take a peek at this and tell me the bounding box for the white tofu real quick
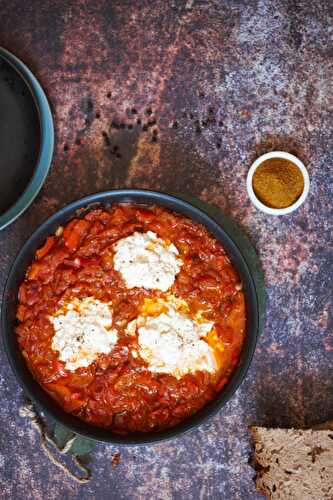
[113,231,182,291]
[50,297,118,371]
[127,296,217,379]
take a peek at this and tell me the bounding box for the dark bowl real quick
[1,189,259,445]
[0,47,54,230]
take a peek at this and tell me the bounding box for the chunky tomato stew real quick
[16,204,246,433]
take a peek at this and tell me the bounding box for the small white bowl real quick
[246,151,310,216]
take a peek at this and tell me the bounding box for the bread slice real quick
[251,425,333,499]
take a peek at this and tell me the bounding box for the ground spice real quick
[252,158,304,209]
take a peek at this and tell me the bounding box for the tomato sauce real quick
[16,204,246,433]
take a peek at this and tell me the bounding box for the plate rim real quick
[0,46,54,230]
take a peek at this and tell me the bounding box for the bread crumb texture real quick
[251,426,333,499]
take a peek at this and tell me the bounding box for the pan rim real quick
[1,189,260,445]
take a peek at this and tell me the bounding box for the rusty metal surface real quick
[0,0,332,498]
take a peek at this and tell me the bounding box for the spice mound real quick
[252,158,304,209]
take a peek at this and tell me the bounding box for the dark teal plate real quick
[0,47,54,230]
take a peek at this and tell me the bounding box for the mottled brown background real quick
[0,0,332,498]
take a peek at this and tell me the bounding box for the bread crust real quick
[250,424,333,499]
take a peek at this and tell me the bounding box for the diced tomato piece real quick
[97,210,112,225]
[64,256,102,268]
[28,248,68,282]
[69,374,94,389]
[88,221,104,236]
[16,305,26,321]
[69,392,85,405]
[85,209,112,225]
[80,257,101,267]
[215,376,228,392]
[214,256,229,269]
[101,253,114,271]
[24,281,41,306]
[198,275,218,290]
[111,206,128,224]
[18,283,27,303]
[151,408,170,424]
[28,262,41,280]
[135,208,155,223]
[84,209,104,221]
[62,219,77,239]
[147,221,163,233]
[63,219,90,252]
[36,236,55,259]
[46,382,72,399]
[172,403,190,417]
[63,257,82,268]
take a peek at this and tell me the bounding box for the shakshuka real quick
[16,204,246,433]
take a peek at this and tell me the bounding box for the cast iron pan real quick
[2,189,260,445]
[0,47,54,230]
